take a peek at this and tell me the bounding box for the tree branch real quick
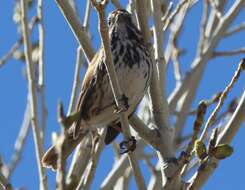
[55,0,95,61]
[20,0,48,189]
[188,84,245,189]
[200,58,245,141]
[212,48,245,57]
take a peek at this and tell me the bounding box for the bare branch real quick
[223,22,245,37]
[101,155,128,190]
[161,2,173,27]
[81,130,105,190]
[208,0,222,19]
[179,101,207,176]
[56,102,67,190]
[37,0,48,145]
[205,0,227,40]
[197,0,209,54]
[0,16,39,68]
[55,0,95,61]
[212,48,245,57]
[37,0,45,87]
[0,39,22,68]
[162,0,189,31]
[83,0,92,30]
[129,115,156,146]
[152,0,169,113]
[20,0,48,188]
[56,133,66,190]
[100,142,146,190]
[5,103,31,179]
[66,135,92,189]
[68,47,84,114]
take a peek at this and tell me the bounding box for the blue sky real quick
[0,0,244,189]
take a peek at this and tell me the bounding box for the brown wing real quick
[72,49,103,138]
[72,49,106,138]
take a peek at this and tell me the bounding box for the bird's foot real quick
[114,94,129,114]
[119,136,136,154]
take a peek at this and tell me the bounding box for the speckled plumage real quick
[42,9,152,170]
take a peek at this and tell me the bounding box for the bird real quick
[42,9,152,170]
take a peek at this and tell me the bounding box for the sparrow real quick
[42,9,152,170]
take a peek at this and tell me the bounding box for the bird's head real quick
[108,9,134,28]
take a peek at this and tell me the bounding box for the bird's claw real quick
[114,94,129,114]
[119,136,136,154]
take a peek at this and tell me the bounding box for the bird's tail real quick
[42,130,86,170]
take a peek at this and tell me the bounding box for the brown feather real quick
[73,50,103,138]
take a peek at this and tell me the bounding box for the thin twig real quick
[5,103,31,179]
[211,98,238,127]
[208,0,222,19]
[0,16,39,68]
[186,92,222,115]
[100,142,146,190]
[66,135,92,189]
[56,133,66,190]
[56,102,67,190]
[212,48,245,57]
[121,167,132,190]
[66,47,86,190]
[37,0,48,145]
[68,47,84,114]
[20,0,47,189]
[129,115,155,146]
[180,101,207,175]
[161,2,173,27]
[198,0,209,54]
[147,161,162,190]
[83,0,92,30]
[81,130,105,190]
[100,155,129,190]
[55,0,95,61]
[223,22,245,37]
[200,58,245,141]
[152,0,169,110]
[170,1,190,84]
[37,0,45,87]
[162,0,188,31]
[205,0,226,38]
[0,39,22,68]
